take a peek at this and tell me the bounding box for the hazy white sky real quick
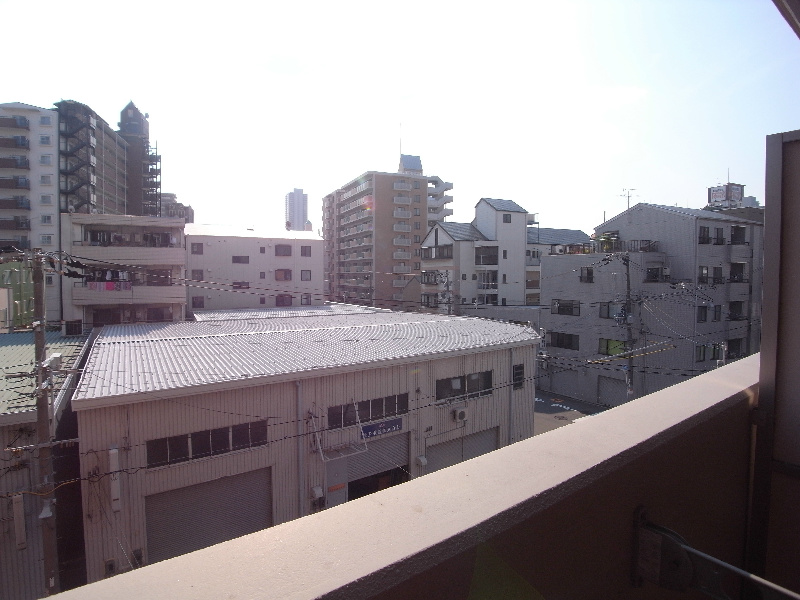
[11,0,800,234]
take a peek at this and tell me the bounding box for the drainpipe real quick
[508,348,515,446]
[296,380,305,518]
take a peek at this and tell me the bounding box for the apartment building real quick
[538,203,763,406]
[60,213,186,331]
[322,155,453,308]
[117,102,161,217]
[71,306,539,582]
[185,224,324,311]
[285,188,308,231]
[160,192,194,222]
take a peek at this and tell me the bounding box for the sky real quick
[10,0,800,235]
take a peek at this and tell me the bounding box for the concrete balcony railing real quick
[393,209,411,219]
[393,237,411,246]
[57,356,762,600]
[393,223,411,232]
[393,251,411,260]
[393,196,411,205]
[392,265,411,274]
[70,244,185,266]
[71,283,187,305]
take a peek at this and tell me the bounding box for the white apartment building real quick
[71,306,539,582]
[185,224,324,312]
[539,203,764,406]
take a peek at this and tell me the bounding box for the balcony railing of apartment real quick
[421,245,453,260]
[0,176,30,189]
[420,271,440,285]
[0,156,30,169]
[0,238,30,249]
[525,257,541,266]
[393,196,411,205]
[393,251,411,260]
[714,236,726,245]
[477,282,498,290]
[0,116,30,129]
[0,196,30,210]
[393,223,411,233]
[0,217,30,230]
[393,237,412,246]
[393,209,411,219]
[596,239,659,253]
[0,136,30,149]
[57,357,764,600]
[729,275,749,283]
[393,265,411,274]
[698,235,712,244]
[393,182,412,191]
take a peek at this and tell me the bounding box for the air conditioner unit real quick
[554,245,565,254]
[452,407,468,422]
[662,268,671,277]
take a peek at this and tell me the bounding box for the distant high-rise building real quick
[118,101,161,217]
[285,188,308,231]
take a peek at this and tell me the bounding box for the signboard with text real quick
[361,418,403,439]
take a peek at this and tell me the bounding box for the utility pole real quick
[33,250,60,595]
[623,252,635,401]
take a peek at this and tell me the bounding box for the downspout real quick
[507,348,515,446]
[296,380,305,518]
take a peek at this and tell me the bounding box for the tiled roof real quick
[74,312,539,404]
[479,198,528,213]
[528,228,591,245]
[0,331,89,418]
[439,222,487,242]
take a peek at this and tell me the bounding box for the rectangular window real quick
[191,243,203,255]
[552,299,580,316]
[698,266,709,284]
[699,226,710,244]
[730,226,746,245]
[275,269,292,281]
[191,430,212,459]
[697,305,708,322]
[192,296,205,309]
[549,332,580,351]
[580,267,594,283]
[45,274,54,286]
[301,293,311,305]
[232,281,249,289]
[599,302,623,319]
[503,214,512,223]
[414,195,421,203]
[413,262,420,270]
[40,116,52,125]
[695,345,706,362]
[191,269,203,281]
[259,296,266,304]
[475,246,499,265]
[414,235,421,243]
[40,235,52,245]
[41,215,52,225]
[711,345,723,361]
[713,266,724,285]
[301,245,311,257]
[713,305,722,321]
[714,228,725,245]
[40,194,52,204]
[260,246,266,254]
[414,181,420,189]
[275,244,292,256]
[39,135,51,145]
[40,154,52,165]
[276,294,292,306]
[414,222,421,230]
[513,364,525,389]
[210,427,230,455]
[232,255,249,264]
[40,175,52,185]
[502,250,508,259]
[729,301,744,320]
[413,208,420,216]
[260,271,266,279]
[598,338,626,356]
[301,270,311,281]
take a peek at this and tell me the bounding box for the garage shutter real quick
[145,468,272,564]
[426,427,499,473]
[347,433,409,481]
[550,368,581,400]
[598,375,628,407]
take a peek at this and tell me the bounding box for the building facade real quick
[72,306,539,582]
[117,102,161,217]
[284,188,308,231]
[60,213,187,331]
[185,224,324,312]
[322,156,453,309]
[538,203,763,406]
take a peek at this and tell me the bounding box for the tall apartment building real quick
[322,155,453,308]
[160,192,194,222]
[285,188,308,231]
[538,203,763,406]
[118,101,161,217]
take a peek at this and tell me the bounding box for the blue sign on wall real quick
[361,418,403,439]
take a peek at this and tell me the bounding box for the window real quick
[549,332,579,350]
[191,243,203,255]
[146,420,267,468]
[502,250,508,259]
[40,154,52,165]
[232,255,249,264]
[695,345,707,362]
[698,266,709,284]
[461,273,467,280]
[552,299,580,316]
[301,294,311,305]
[435,371,493,401]
[730,226,746,245]
[191,269,203,281]
[475,246,499,265]
[713,266,724,285]
[711,345,723,361]
[598,338,626,356]
[713,305,722,321]
[413,195,421,203]
[580,267,594,283]
[599,302,624,319]
[503,214,512,223]
[413,235,421,243]
[301,245,311,257]
[260,271,266,279]
[301,270,311,281]
[275,244,292,256]
[39,135,51,145]
[45,274,54,286]
[513,364,525,389]
[40,194,52,204]
[40,234,52,245]
[276,294,292,306]
[328,393,410,429]
[714,228,725,245]
[728,301,744,320]
[275,269,292,281]
[192,296,205,309]
[40,175,52,185]
[40,116,51,125]
[502,274,507,284]
[697,305,708,322]
[413,262,420,270]
[41,215,52,225]
[413,208,420,216]
[414,181,420,189]
[414,222,421,230]
[232,281,250,289]
[259,296,266,304]
[699,226,710,244]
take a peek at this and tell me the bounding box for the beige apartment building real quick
[323,155,452,309]
[184,224,324,311]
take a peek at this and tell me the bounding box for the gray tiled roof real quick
[439,222,488,242]
[0,331,89,418]
[74,312,539,404]
[527,228,591,245]
[479,198,528,213]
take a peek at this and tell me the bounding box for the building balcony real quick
[72,282,187,305]
[393,237,411,246]
[0,136,29,149]
[525,257,541,266]
[0,176,30,189]
[393,182,412,191]
[70,244,185,267]
[393,265,411,274]
[57,357,770,600]
[0,217,30,230]
[393,209,411,219]
[393,251,411,260]
[0,156,30,170]
[393,223,411,233]
[0,196,30,210]
[0,116,30,130]
[393,196,411,205]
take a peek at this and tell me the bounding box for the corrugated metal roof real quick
[528,227,591,245]
[479,198,528,213]
[74,313,539,404]
[0,331,89,417]
[439,222,487,242]
[192,304,383,322]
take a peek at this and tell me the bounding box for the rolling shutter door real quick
[347,433,409,481]
[426,427,499,473]
[550,368,581,400]
[145,468,272,564]
[598,375,627,407]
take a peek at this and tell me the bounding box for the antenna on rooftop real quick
[621,188,637,210]
[399,122,402,156]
